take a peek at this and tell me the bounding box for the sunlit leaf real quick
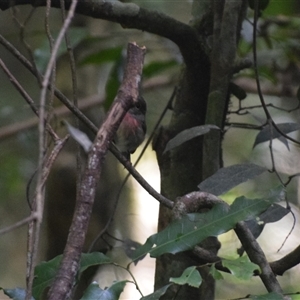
[81,281,128,300]
[253,123,300,149]
[164,125,219,153]
[222,256,260,280]
[209,264,224,280]
[140,284,172,300]
[170,266,202,288]
[198,164,266,196]
[132,188,282,260]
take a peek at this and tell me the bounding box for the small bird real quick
[114,96,147,160]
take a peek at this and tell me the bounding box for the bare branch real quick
[270,245,300,276]
[25,1,78,299]
[26,134,69,300]
[0,0,205,66]
[0,58,58,141]
[47,42,145,300]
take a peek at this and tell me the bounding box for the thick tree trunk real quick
[153,1,248,298]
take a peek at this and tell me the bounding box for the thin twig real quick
[25,135,69,300]
[59,0,83,222]
[252,0,300,147]
[0,214,38,235]
[25,0,78,298]
[0,58,58,140]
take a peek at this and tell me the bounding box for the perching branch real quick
[47,42,146,300]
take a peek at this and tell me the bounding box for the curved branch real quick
[270,245,300,276]
[0,0,206,66]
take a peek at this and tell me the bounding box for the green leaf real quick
[198,164,267,196]
[34,27,88,72]
[105,62,121,111]
[33,255,62,300]
[0,287,35,300]
[253,123,300,149]
[132,188,282,260]
[209,264,224,280]
[140,284,172,300]
[80,46,124,111]
[143,60,178,78]
[32,252,111,299]
[164,125,219,153]
[170,266,202,288]
[250,292,285,300]
[80,280,128,300]
[80,46,123,65]
[245,204,290,239]
[79,252,112,274]
[222,256,260,280]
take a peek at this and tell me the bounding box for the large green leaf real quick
[79,252,112,274]
[164,125,219,154]
[198,163,266,196]
[80,281,128,300]
[132,188,282,260]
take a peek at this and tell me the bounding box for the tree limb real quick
[47,42,145,300]
[0,0,205,67]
